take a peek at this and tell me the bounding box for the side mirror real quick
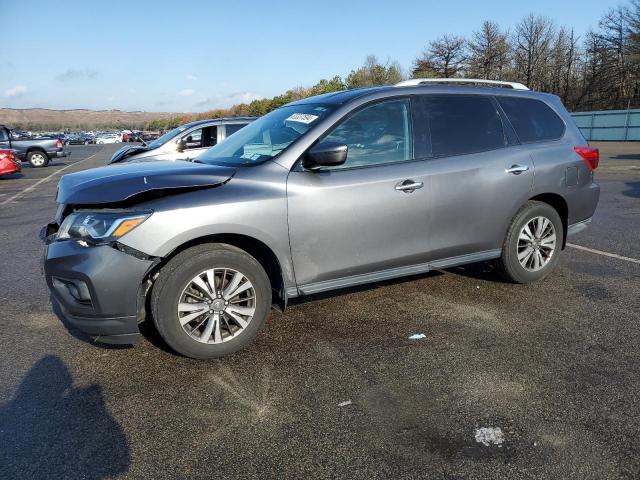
[303,142,348,171]
[176,139,185,153]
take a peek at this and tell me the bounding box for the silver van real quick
[43,79,600,359]
[109,117,255,163]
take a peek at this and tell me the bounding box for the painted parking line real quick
[567,243,640,265]
[0,151,101,206]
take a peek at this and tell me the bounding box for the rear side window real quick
[497,97,565,143]
[225,123,247,137]
[419,95,506,157]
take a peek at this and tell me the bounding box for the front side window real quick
[497,96,565,143]
[0,128,8,142]
[318,99,412,169]
[421,95,506,157]
[197,104,334,166]
[182,128,203,149]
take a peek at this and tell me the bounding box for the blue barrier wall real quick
[571,109,640,141]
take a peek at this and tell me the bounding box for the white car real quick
[95,134,122,144]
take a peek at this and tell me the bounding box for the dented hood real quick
[57,160,236,204]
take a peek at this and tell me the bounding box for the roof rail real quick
[395,78,529,90]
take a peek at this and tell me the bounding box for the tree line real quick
[9,2,638,131]
[150,1,640,131]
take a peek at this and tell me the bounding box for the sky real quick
[0,0,623,113]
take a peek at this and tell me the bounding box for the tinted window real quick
[225,123,247,137]
[203,126,217,147]
[497,97,564,142]
[0,128,8,142]
[319,99,412,169]
[420,95,505,157]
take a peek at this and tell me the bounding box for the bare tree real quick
[512,14,556,90]
[598,6,633,105]
[467,21,510,79]
[413,35,467,78]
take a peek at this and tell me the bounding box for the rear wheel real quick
[27,151,49,168]
[151,244,271,359]
[497,201,563,284]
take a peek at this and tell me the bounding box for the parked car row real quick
[41,78,600,360]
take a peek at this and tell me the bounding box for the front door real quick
[287,98,434,290]
[415,94,534,261]
[179,126,217,160]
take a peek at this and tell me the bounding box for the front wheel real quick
[27,151,49,168]
[151,244,271,359]
[497,201,564,284]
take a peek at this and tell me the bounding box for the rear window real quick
[419,95,506,157]
[497,97,565,143]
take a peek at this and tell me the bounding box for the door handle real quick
[395,180,424,193]
[505,164,529,175]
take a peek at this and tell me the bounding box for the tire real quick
[497,201,564,284]
[27,151,49,168]
[151,243,271,359]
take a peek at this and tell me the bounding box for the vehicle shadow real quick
[612,153,640,160]
[0,172,23,179]
[50,295,132,351]
[623,181,640,198]
[442,260,511,284]
[289,270,444,305]
[0,355,130,479]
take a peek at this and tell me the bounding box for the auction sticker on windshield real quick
[286,113,319,124]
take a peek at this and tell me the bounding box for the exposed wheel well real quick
[150,234,285,308]
[529,193,568,248]
[26,148,49,158]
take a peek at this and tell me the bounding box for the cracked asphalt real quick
[0,142,638,479]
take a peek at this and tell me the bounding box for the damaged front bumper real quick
[42,228,156,345]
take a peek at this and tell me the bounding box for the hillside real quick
[0,108,185,130]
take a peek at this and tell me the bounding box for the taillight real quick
[56,139,63,149]
[574,146,599,171]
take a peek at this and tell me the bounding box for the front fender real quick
[118,163,296,289]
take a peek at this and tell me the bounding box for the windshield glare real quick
[148,125,188,148]
[197,104,333,166]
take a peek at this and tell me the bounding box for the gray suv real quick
[42,79,600,359]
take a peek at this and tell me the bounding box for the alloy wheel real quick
[517,216,556,272]
[177,268,256,344]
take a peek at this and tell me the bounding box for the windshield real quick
[197,104,334,166]
[148,125,189,148]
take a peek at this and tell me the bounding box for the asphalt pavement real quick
[0,142,638,479]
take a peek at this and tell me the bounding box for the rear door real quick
[287,98,435,290]
[415,94,534,261]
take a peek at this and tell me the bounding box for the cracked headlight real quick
[57,211,151,243]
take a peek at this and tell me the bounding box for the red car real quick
[0,149,21,176]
